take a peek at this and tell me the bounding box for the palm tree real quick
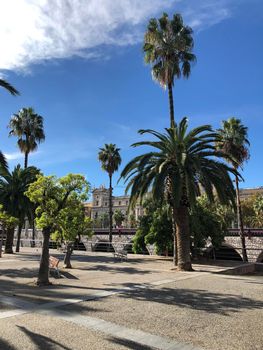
[0,79,19,96]
[98,144,121,242]
[0,164,39,253]
[8,107,45,168]
[120,118,236,271]
[216,117,250,262]
[143,13,196,128]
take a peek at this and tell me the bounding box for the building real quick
[239,187,263,201]
[87,185,144,226]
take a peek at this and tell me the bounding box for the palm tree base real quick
[177,262,193,271]
[36,280,52,286]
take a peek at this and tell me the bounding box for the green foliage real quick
[98,144,121,176]
[26,174,90,233]
[0,205,19,229]
[0,78,19,96]
[113,209,125,226]
[242,194,263,228]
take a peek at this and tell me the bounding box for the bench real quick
[113,247,128,261]
[49,256,60,277]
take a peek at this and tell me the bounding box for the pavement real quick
[0,248,262,350]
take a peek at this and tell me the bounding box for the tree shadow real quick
[117,284,263,316]
[107,336,155,350]
[0,337,17,350]
[79,264,152,275]
[17,326,72,350]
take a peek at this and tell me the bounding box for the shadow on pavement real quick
[0,337,16,350]
[107,336,155,350]
[17,326,72,350]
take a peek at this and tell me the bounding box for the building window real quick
[96,201,99,206]
[119,201,121,205]
[105,202,107,206]
[126,201,128,205]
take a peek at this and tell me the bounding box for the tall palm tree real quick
[0,79,19,96]
[143,13,196,128]
[8,107,45,168]
[216,117,250,262]
[0,164,39,253]
[120,118,236,271]
[98,144,121,243]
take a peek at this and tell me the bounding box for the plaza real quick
[0,249,262,350]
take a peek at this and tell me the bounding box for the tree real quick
[253,195,263,227]
[113,209,125,227]
[0,79,19,96]
[98,144,121,242]
[216,117,250,261]
[120,118,236,271]
[0,206,18,258]
[26,174,89,285]
[8,107,45,168]
[0,164,39,253]
[52,200,93,268]
[143,13,196,128]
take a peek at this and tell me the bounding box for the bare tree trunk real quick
[174,206,193,271]
[235,175,248,262]
[15,222,23,252]
[109,174,113,243]
[63,242,74,268]
[171,206,178,266]
[168,82,175,128]
[37,227,51,286]
[32,218,36,247]
[0,229,4,258]
[24,152,29,168]
[5,227,14,254]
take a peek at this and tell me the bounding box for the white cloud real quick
[0,0,233,72]
[4,152,23,161]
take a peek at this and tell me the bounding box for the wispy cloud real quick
[0,0,233,72]
[4,152,23,161]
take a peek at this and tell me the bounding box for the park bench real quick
[49,256,60,277]
[113,245,128,261]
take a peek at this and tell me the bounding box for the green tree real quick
[0,79,19,96]
[0,164,39,253]
[143,13,196,127]
[120,118,236,271]
[26,174,89,285]
[52,200,93,268]
[9,107,45,168]
[113,209,125,227]
[216,117,250,261]
[0,206,18,258]
[253,195,263,227]
[98,144,121,242]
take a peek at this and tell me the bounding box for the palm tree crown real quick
[98,144,121,176]
[216,117,250,169]
[0,79,19,96]
[8,107,45,168]
[143,13,196,127]
[120,118,236,270]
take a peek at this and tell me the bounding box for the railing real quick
[227,228,263,237]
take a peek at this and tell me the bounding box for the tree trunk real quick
[31,218,35,248]
[63,242,74,268]
[24,152,29,168]
[0,229,4,258]
[173,206,193,271]
[168,82,175,128]
[171,206,178,266]
[15,222,23,252]
[109,174,113,243]
[37,227,51,286]
[5,227,14,254]
[235,175,248,262]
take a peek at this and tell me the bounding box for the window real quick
[119,201,121,206]
[105,202,108,206]
[96,201,99,206]
[126,201,128,206]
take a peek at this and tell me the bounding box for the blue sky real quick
[0,0,262,197]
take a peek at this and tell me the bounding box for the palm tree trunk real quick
[5,227,14,254]
[171,206,178,266]
[235,175,248,262]
[32,218,35,247]
[109,174,113,243]
[63,242,74,268]
[15,222,23,252]
[168,82,175,128]
[173,205,193,271]
[24,152,29,168]
[37,227,51,286]
[0,228,4,258]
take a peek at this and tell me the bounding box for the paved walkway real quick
[0,249,262,349]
